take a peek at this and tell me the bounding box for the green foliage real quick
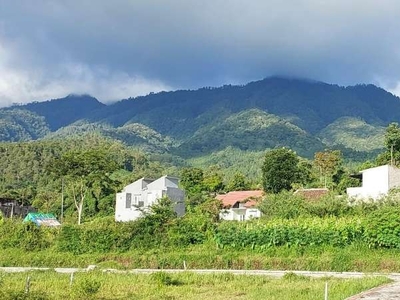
[314,150,343,188]
[75,277,102,298]
[258,191,307,219]
[203,165,225,193]
[215,217,364,249]
[180,167,205,195]
[262,148,302,193]
[227,172,250,191]
[377,122,400,166]
[319,117,385,152]
[150,272,181,286]
[0,219,56,251]
[1,78,400,164]
[188,147,264,186]
[177,109,325,158]
[364,206,400,248]
[305,194,351,217]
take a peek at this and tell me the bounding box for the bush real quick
[364,206,400,248]
[75,277,102,298]
[215,217,364,249]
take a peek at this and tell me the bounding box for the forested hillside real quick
[0,77,399,159]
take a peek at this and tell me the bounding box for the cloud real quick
[1,0,400,106]
[0,60,171,106]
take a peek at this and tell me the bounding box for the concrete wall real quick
[389,165,400,190]
[245,208,262,220]
[115,192,142,222]
[219,208,261,221]
[346,165,400,200]
[115,176,185,222]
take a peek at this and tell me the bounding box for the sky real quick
[1,0,400,107]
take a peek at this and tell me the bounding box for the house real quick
[115,175,185,222]
[24,213,61,227]
[217,190,263,221]
[294,188,329,201]
[347,165,400,200]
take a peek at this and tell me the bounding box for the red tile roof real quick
[216,190,264,208]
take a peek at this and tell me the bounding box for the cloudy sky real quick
[1,0,400,106]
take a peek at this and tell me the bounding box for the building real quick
[115,175,185,222]
[347,165,400,200]
[24,213,61,227]
[217,190,263,221]
[0,198,35,218]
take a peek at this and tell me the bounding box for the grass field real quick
[0,270,391,300]
[2,243,400,273]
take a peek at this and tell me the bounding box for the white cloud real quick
[0,45,171,107]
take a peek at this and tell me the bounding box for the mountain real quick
[6,94,105,131]
[0,77,398,160]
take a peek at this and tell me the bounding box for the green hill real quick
[0,77,398,159]
[319,117,385,152]
[176,109,325,157]
[0,109,50,141]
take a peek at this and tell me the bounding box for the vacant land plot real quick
[0,270,390,300]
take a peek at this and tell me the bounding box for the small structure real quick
[294,188,329,201]
[0,198,35,218]
[24,213,61,227]
[347,165,400,200]
[115,175,185,222]
[217,190,263,221]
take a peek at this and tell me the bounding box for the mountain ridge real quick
[0,77,396,159]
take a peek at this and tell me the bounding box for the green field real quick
[2,243,400,273]
[0,270,390,300]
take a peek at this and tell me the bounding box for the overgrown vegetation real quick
[0,271,390,300]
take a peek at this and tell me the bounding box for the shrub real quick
[215,217,364,249]
[75,277,102,298]
[364,206,400,248]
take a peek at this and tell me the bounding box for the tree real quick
[314,150,342,188]
[227,172,250,191]
[262,148,301,193]
[203,165,225,193]
[378,122,400,166]
[180,167,205,195]
[51,149,119,224]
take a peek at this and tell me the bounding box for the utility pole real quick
[61,178,64,223]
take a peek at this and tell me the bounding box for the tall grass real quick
[0,270,390,300]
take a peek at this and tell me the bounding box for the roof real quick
[294,188,329,201]
[216,190,263,208]
[23,213,61,227]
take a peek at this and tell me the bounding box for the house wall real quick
[219,209,244,221]
[388,166,400,190]
[346,165,400,200]
[361,165,389,199]
[219,208,261,221]
[245,208,262,220]
[115,192,142,222]
[115,176,185,222]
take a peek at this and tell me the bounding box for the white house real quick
[347,165,400,200]
[115,175,185,222]
[217,190,263,221]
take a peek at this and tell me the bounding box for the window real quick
[125,193,132,208]
[133,194,141,205]
[138,201,144,207]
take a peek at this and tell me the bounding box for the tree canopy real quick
[262,148,301,193]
